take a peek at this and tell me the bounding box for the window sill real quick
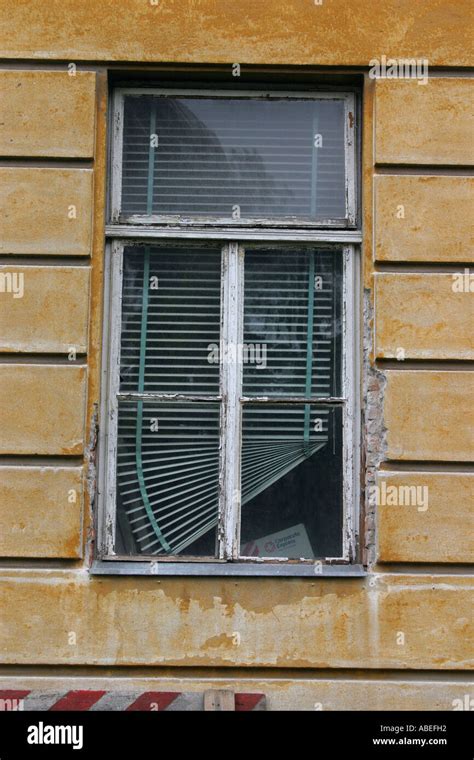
[91,560,366,578]
[105,224,362,243]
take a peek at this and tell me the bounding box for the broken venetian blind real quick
[114,245,343,559]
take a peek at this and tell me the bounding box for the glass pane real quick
[240,404,343,559]
[121,95,347,220]
[242,249,342,398]
[116,402,220,557]
[119,245,222,394]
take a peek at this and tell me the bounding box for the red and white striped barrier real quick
[0,690,266,711]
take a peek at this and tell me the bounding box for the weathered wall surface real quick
[0,0,472,66]
[0,1,472,709]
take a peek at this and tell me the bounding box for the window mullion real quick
[219,242,244,560]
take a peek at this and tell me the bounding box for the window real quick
[98,86,361,575]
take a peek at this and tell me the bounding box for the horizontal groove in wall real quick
[375,360,474,370]
[374,262,474,273]
[0,62,104,71]
[374,165,474,175]
[0,455,84,466]
[373,564,474,574]
[0,158,94,168]
[0,61,473,75]
[0,256,91,266]
[380,460,474,472]
[0,355,87,364]
[0,559,86,570]
[0,664,472,681]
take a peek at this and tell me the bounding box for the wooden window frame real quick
[110,87,357,229]
[93,85,363,577]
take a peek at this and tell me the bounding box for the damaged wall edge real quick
[362,288,388,569]
[84,402,99,565]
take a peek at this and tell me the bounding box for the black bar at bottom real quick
[0,710,471,758]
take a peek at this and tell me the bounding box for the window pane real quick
[116,402,220,557]
[121,95,347,220]
[240,404,343,559]
[120,245,222,394]
[242,249,342,398]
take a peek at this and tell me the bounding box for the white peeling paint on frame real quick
[108,87,358,230]
[344,93,357,226]
[110,90,124,224]
[219,243,244,559]
[96,83,362,574]
[98,242,361,569]
[98,240,123,557]
[341,245,360,562]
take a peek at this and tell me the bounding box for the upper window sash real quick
[110,88,357,229]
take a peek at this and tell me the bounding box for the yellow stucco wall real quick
[0,1,472,709]
[1,0,472,66]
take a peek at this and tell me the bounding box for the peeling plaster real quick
[363,289,388,569]
[85,402,99,564]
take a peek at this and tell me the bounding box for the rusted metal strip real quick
[125,691,179,711]
[0,690,30,711]
[204,690,235,711]
[0,690,266,711]
[235,693,266,711]
[48,690,107,711]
